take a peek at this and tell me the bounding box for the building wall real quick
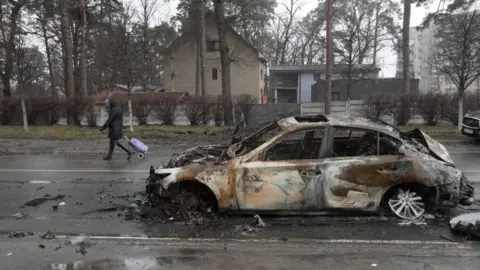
[311,78,420,102]
[162,20,263,102]
[299,72,315,103]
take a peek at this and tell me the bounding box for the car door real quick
[233,127,329,211]
[321,126,411,211]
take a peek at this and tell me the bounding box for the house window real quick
[206,40,220,52]
[332,92,340,101]
[212,68,218,80]
[261,69,264,79]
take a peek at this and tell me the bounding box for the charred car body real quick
[146,115,474,220]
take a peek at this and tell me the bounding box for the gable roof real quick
[163,13,266,63]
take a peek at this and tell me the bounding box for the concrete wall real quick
[312,78,420,102]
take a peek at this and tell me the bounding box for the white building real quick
[396,24,479,94]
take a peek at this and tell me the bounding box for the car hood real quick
[465,110,480,119]
[164,144,227,168]
[404,128,454,165]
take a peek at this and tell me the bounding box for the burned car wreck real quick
[145,115,474,220]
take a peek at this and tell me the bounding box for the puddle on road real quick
[43,256,203,270]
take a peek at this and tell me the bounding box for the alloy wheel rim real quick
[388,188,425,220]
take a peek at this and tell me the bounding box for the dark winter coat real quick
[100,99,123,140]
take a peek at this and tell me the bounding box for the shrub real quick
[211,95,225,126]
[443,92,480,125]
[234,94,257,126]
[416,92,448,126]
[390,93,417,125]
[183,95,211,126]
[0,97,20,125]
[361,93,392,120]
[24,97,52,125]
[132,93,155,125]
[151,95,182,125]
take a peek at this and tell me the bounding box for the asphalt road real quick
[1,143,480,269]
[2,236,480,270]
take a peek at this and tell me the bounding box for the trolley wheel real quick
[137,153,146,160]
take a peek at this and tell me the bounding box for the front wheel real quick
[387,188,426,220]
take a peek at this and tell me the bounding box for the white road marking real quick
[29,180,52,184]
[52,235,468,246]
[0,169,146,173]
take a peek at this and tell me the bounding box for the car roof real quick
[278,115,401,138]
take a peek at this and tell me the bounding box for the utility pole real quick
[324,0,333,114]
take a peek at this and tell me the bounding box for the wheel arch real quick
[380,181,438,211]
[164,179,219,210]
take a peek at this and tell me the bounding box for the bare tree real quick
[115,1,141,132]
[139,0,157,91]
[79,0,87,96]
[0,0,28,124]
[271,0,303,64]
[402,0,411,96]
[431,10,480,131]
[334,0,381,116]
[15,39,45,132]
[60,0,76,124]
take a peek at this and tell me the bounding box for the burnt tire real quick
[165,182,218,219]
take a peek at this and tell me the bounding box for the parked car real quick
[461,110,480,139]
[145,115,474,220]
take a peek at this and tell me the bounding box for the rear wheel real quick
[387,188,426,220]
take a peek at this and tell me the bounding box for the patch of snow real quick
[450,212,480,228]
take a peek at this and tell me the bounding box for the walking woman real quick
[99,98,133,160]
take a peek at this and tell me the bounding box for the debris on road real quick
[24,194,65,207]
[254,214,266,228]
[235,225,260,236]
[66,235,93,256]
[11,212,25,219]
[8,231,27,238]
[7,253,12,256]
[424,214,435,220]
[450,212,480,238]
[39,244,45,249]
[40,230,56,240]
[66,236,89,246]
[397,219,427,227]
[54,245,62,251]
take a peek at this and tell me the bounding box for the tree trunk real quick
[325,0,333,114]
[346,73,352,117]
[372,2,380,67]
[41,15,58,125]
[60,0,76,125]
[199,0,207,97]
[195,44,201,96]
[402,0,411,94]
[128,98,134,132]
[80,0,88,96]
[214,0,233,126]
[458,91,464,131]
[21,95,28,132]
